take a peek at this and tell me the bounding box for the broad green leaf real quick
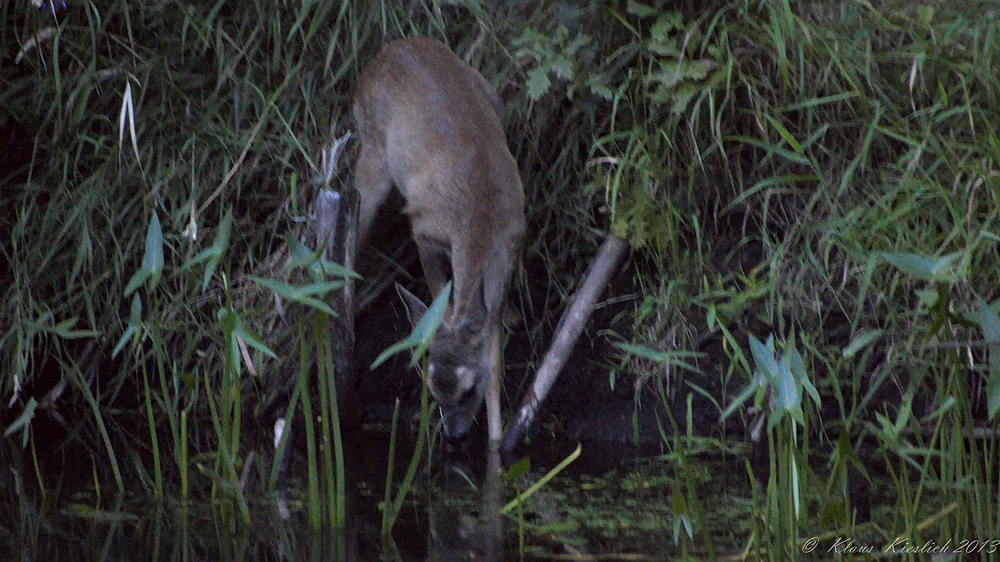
[720,379,761,421]
[842,329,883,359]
[186,211,232,291]
[248,275,344,317]
[285,234,361,282]
[4,398,38,443]
[614,341,704,373]
[231,315,278,360]
[788,344,819,407]
[370,283,451,370]
[525,67,552,100]
[626,0,659,18]
[49,317,100,340]
[749,334,779,384]
[124,212,164,297]
[881,251,965,282]
[111,295,143,359]
[978,298,1000,419]
[505,457,530,482]
[773,357,801,416]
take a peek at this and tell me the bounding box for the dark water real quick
[2,430,901,561]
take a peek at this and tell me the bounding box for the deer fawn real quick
[353,37,525,442]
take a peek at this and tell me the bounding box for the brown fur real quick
[354,38,525,439]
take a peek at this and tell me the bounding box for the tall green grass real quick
[1,0,505,530]
[1,0,411,515]
[3,0,999,555]
[591,0,1000,558]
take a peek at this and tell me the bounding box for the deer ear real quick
[396,282,429,330]
[397,281,458,336]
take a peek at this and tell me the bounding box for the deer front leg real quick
[354,141,393,245]
[415,237,451,302]
[485,326,502,445]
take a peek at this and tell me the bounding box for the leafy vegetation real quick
[2,0,998,559]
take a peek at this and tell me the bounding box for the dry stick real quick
[502,234,629,452]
